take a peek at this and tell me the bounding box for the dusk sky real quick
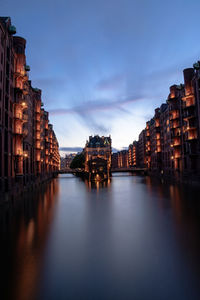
[2,0,200,156]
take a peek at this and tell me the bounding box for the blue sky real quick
[2,0,200,155]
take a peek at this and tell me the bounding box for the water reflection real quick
[84,178,111,191]
[1,175,200,300]
[0,179,59,300]
[142,176,200,281]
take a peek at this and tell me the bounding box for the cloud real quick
[49,94,144,135]
[95,74,125,91]
[112,147,120,153]
[33,77,65,88]
[77,114,110,134]
[49,94,144,116]
[59,147,83,152]
[59,146,120,154]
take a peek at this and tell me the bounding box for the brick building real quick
[127,63,200,178]
[0,17,60,197]
[111,152,118,169]
[118,150,129,168]
[128,141,138,167]
[159,103,171,174]
[84,135,112,180]
[138,130,146,168]
[182,67,200,174]
[0,17,15,192]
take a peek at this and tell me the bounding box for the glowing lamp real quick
[23,151,28,158]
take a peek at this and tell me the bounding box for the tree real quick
[70,152,85,169]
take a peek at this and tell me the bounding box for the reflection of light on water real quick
[169,185,174,199]
[89,180,91,190]
[84,178,111,191]
[27,219,35,247]
[96,181,99,192]
[2,175,200,300]
[84,179,91,191]
[44,194,47,211]
[95,174,100,181]
[8,179,59,300]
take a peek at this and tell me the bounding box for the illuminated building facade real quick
[167,84,184,174]
[160,103,171,174]
[182,67,200,173]
[110,62,200,178]
[128,64,200,178]
[117,150,129,168]
[128,144,133,166]
[0,17,15,192]
[128,141,138,167]
[145,121,151,169]
[0,17,60,198]
[150,108,162,172]
[110,63,200,178]
[138,130,146,168]
[84,135,112,180]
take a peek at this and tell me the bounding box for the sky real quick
[1,0,200,156]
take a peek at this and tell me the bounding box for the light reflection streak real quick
[1,179,59,300]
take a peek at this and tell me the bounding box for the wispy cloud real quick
[95,74,125,91]
[49,94,144,116]
[59,146,120,153]
[59,147,83,152]
[49,94,144,135]
[77,114,110,134]
[33,77,65,88]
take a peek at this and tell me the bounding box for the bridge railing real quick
[58,168,85,174]
[111,167,147,173]
[58,167,147,174]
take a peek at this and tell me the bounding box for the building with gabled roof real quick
[84,135,112,180]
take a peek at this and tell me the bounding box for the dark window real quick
[9,117,12,129]
[0,130,2,177]
[4,129,8,152]
[6,47,10,61]
[5,111,8,128]
[10,99,13,112]
[6,79,9,95]
[6,62,9,77]
[1,34,4,47]
[5,96,8,110]
[11,54,14,66]
[16,46,24,54]
[4,154,8,177]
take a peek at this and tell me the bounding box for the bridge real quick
[111,167,147,173]
[58,168,83,174]
[58,167,147,174]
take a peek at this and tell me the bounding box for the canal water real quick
[1,173,200,300]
